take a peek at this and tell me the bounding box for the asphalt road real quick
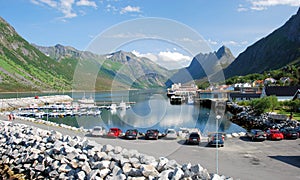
[3,118,300,180]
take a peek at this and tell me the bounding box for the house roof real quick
[265,86,300,96]
[292,89,300,100]
[230,93,261,99]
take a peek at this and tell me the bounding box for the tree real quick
[250,96,279,114]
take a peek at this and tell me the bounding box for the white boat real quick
[187,95,194,105]
[109,103,117,111]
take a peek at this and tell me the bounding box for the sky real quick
[0,0,299,69]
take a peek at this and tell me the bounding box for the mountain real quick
[33,44,102,62]
[94,50,172,90]
[0,16,171,92]
[34,44,172,90]
[0,17,71,92]
[224,8,300,78]
[166,46,235,86]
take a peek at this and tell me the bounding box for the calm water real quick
[1,90,246,135]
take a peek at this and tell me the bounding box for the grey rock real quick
[122,162,132,174]
[139,154,156,165]
[78,153,88,161]
[77,171,86,180]
[88,169,100,179]
[49,170,59,177]
[128,168,143,177]
[99,168,111,178]
[191,164,203,174]
[141,164,159,177]
[70,159,79,169]
[165,159,181,170]
[102,144,114,153]
[111,165,122,176]
[158,169,173,180]
[35,164,45,171]
[59,173,67,179]
[157,157,168,171]
[82,162,92,174]
[173,167,184,180]
[58,164,72,173]
[182,163,192,171]
[114,146,123,154]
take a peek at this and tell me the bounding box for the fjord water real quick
[2,90,245,135]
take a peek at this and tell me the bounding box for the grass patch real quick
[274,110,300,121]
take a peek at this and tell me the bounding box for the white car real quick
[164,129,178,139]
[91,126,106,137]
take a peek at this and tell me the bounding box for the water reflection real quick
[4,90,245,134]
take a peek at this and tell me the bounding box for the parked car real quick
[266,129,284,140]
[125,129,138,139]
[247,129,267,141]
[107,128,122,138]
[186,132,201,145]
[163,129,177,139]
[293,126,300,138]
[145,129,159,140]
[208,133,224,147]
[280,128,298,139]
[91,126,106,137]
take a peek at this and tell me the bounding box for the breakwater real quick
[0,121,231,180]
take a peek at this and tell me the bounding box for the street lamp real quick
[215,114,221,174]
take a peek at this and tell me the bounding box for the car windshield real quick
[190,133,199,137]
[256,131,264,135]
[93,128,101,131]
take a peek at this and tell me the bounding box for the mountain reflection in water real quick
[40,90,245,135]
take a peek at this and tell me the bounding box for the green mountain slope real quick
[224,8,300,78]
[0,17,71,92]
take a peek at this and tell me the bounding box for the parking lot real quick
[9,118,300,180]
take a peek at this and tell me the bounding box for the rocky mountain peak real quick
[216,45,233,59]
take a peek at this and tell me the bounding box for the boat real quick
[78,93,96,108]
[187,95,194,105]
[119,101,130,109]
[170,95,185,105]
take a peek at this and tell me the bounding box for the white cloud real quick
[31,0,58,8]
[207,39,218,45]
[237,4,248,12]
[158,51,191,62]
[222,40,250,47]
[132,50,192,69]
[120,5,141,14]
[60,0,77,18]
[249,0,300,10]
[31,0,99,20]
[76,0,97,8]
[132,50,158,62]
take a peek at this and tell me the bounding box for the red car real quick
[107,128,122,138]
[266,129,284,140]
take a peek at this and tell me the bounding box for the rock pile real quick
[0,122,230,180]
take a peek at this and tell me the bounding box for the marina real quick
[0,90,246,135]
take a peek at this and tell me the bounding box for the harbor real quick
[0,94,133,119]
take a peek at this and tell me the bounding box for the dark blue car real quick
[208,133,224,147]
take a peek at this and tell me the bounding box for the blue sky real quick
[0,0,299,69]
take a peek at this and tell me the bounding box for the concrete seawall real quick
[0,95,73,111]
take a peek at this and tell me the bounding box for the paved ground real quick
[2,117,300,180]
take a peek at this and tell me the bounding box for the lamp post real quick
[215,114,221,175]
[215,100,225,175]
